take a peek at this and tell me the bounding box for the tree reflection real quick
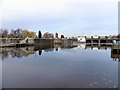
[2,50,9,60]
[1,47,35,60]
[0,44,120,62]
[39,51,42,55]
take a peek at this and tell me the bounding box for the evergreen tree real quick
[38,31,42,38]
[61,35,64,39]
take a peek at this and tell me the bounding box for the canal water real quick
[1,44,118,88]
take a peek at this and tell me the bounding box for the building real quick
[93,35,99,39]
[77,36,86,43]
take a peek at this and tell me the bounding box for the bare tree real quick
[43,32,54,39]
[0,28,3,38]
[2,29,8,38]
[9,28,23,38]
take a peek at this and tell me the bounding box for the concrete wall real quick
[54,39,61,44]
[0,38,34,44]
[34,39,54,45]
[61,39,77,46]
[34,39,54,50]
[0,38,24,44]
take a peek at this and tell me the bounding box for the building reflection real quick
[77,44,120,61]
[111,46,120,62]
[0,44,120,61]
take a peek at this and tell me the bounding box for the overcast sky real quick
[0,0,119,37]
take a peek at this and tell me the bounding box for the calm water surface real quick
[2,44,118,88]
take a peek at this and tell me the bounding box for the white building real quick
[93,35,99,39]
[77,36,86,43]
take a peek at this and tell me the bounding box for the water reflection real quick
[0,47,35,60]
[2,44,118,88]
[1,44,120,62]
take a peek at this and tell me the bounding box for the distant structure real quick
[77,36,86,43]
[93,35,99,39]
[55,33,58,38]
[38,31,42,38]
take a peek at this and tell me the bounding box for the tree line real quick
[0,29,65,39]
[0,28,36,38]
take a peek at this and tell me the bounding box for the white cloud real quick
[1,0,118,20]
[0,0,3,28]
[1,0,119,36]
